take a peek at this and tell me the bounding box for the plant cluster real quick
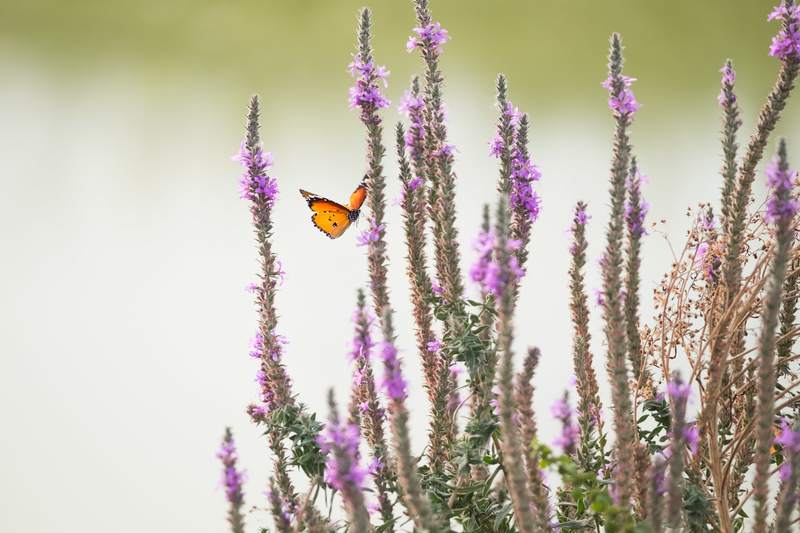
[218,1,800,531]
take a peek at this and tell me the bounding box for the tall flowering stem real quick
[351,9,391,325]
[773,421,800,531]
[396,122,438,403]
[624,158,651,393]
[777,255,800,377]
[718,60,742,233]
[600,33,637,510]
[267,479,292,533]
[514,347,553,529]
[410,0,464,307]
[319,391,370,532]
[646,457,666,533]
[752,140,798,533]
[568,202,605,471]
[721,0,800,398]
[379,311,439,531]
[494,197,537,532]
[217,428,246,533]
[492,75,540,278]
[665,374,689,528]
[350,289,394,527]
[236,96,298,513]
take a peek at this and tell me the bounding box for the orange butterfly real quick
[299,179,368,239]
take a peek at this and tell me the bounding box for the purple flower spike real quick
[350,305,375,362]
[718,63,738,106]
[666,378,692,401]
[776,419,800,453]
[625,170,649,237]
[381,341,407,401]
[319,418,367,492]
[765,154,799,224]
[469,229,494,289]
[357,217,386,247]
[509,143,542,223]
[602,74,640,116]
[407,21,450,53]
[551,392,579,455]
[683,422,700,455]
[234,142,278,204]
[348,58,391,113]
[217,429,246,505]
[768,3,800,59]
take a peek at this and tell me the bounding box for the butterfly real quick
[299,179,368,239]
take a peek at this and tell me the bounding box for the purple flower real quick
[575,205,589,227]
[381,341,407,401]
[768,3,800,59]
[602,74,640,116]
[234,142,278,204]
[318,418,367,492]
[780,461,794,482]
[625,170,649,237]
[350,304,375,362]
[406,22,449,53]
[594,288,606,307]
[367,456,383,477]
[431,282,444,296]
[217,429,246,504]
[348,58,391,112]
[683,422,699,455]
[469,229,494,288]
[408,177,423,190]
[551,393,579,455]
[489,134,504,157]
[776,419,800,453]
[471,233,525,298]
[509,142,542,222]
[398,90,425,116]
[357,217,386,247]
[765,154,799,224]
[667,378,692,401]
[718,63,737,106]
[427,339,442,353]
[550,397,571,419]
[701,211,716,232]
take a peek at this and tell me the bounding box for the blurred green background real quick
[1,1,797,532]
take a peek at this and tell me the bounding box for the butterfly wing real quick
[347,180,368,211]
[300,189,352,239]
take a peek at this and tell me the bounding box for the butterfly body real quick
[299,180,368,239]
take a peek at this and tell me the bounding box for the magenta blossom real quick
[666,378,692,401]
[718,62,737,106]
[768,3,800,59]
[551,393,579,455]
[469,229,494,291]
[348,58,391,112]
[602,74,640,116]
[683,422,700,455]
[381,341,407,401]
[776,419,800,453]
[406,21,449,53]
[234,142,278,204]
[217,429,246,505]
[765,154,799,224]
[317,418,367,493]
[357,217,386,247]
[478,239,525,298]
[624,170,650,237]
